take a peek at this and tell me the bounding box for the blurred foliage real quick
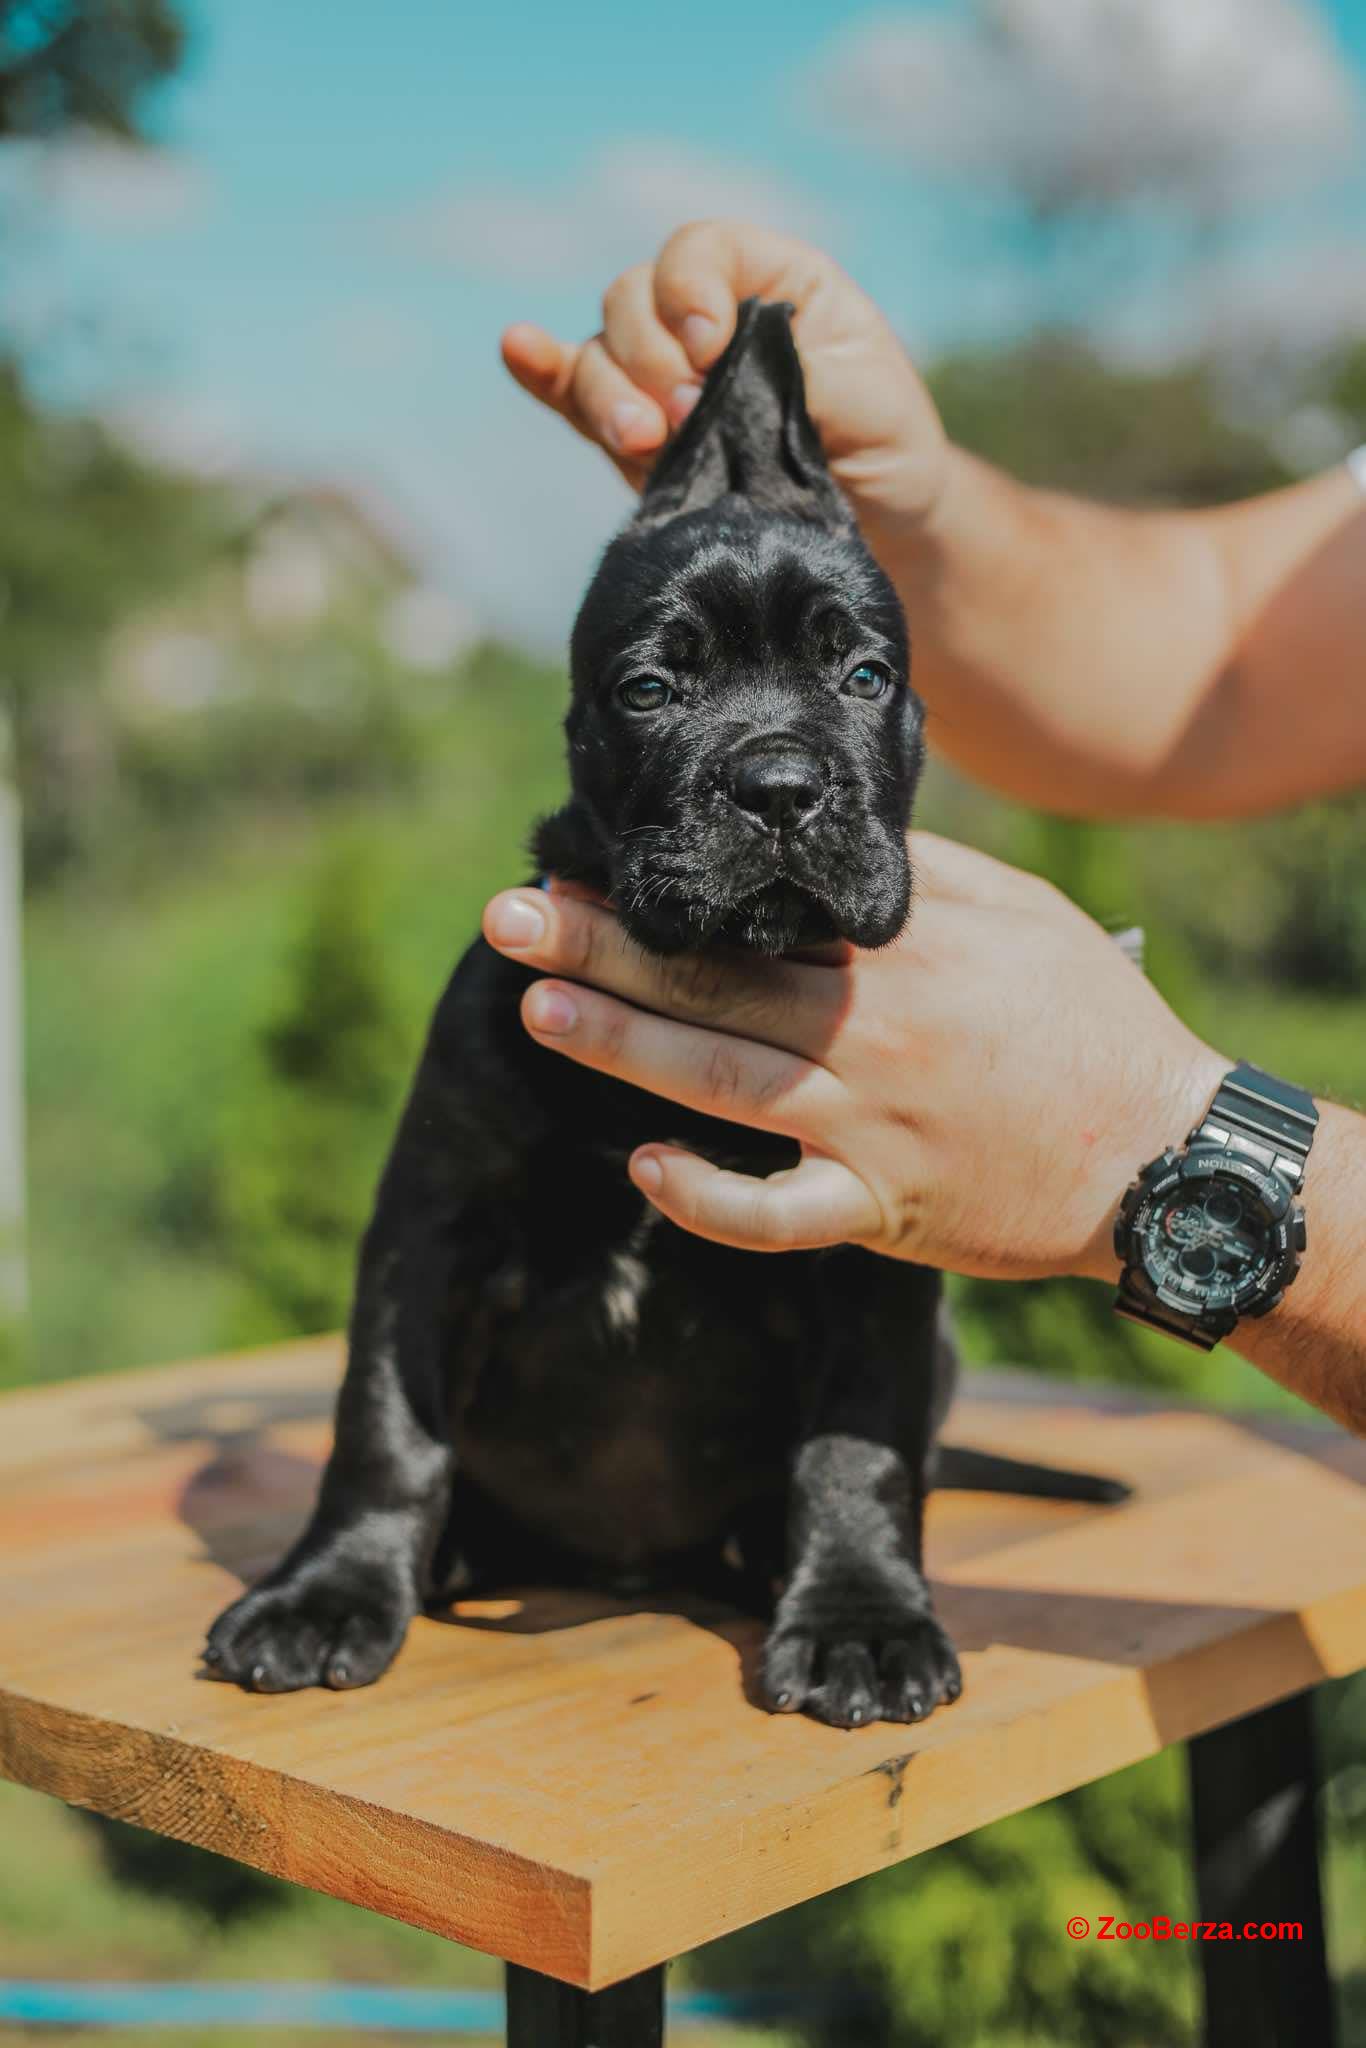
[0,0,182,140]
[698,1751,1200,2048]
[116,632,424,838]
[223,834,404,1344]
[0,360,228,875]
[930,334,1292,504]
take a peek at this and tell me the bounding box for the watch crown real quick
[1293,1211,1307,1252]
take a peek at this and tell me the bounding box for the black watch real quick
[1113,1062,1317,1351]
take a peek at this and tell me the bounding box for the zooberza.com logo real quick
[1066,1915,1303,1942]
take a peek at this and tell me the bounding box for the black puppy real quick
[205,302,1120,1729]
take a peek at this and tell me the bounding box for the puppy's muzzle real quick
[726,740,826,834]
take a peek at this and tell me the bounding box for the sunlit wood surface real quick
[2,1337,1364,1987]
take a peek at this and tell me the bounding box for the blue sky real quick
[8,0,1366,648]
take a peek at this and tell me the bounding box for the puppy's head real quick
[535,299,922,956]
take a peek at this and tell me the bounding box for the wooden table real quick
[2,1337,1364,2045]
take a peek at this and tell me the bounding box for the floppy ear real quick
[638,298,851,529]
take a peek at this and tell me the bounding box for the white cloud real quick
[1108,237,1366,366]
[387,139,831,280]
[4,132,209,233]
[813,0,1359,219]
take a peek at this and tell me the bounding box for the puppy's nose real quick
[727,747,825,831]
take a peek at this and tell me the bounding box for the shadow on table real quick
[138,1367,1350,1742]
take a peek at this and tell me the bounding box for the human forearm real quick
[875,450,1366,820]
[1224,1104,1366,1435]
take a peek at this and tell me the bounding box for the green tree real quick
[0,0,182,139]
[0,362,227,872]
[929,335,1290,507]
[223,836,407,1343]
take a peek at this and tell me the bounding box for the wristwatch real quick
[1113,1062,1318,1350]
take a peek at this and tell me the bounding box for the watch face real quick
[1139,1175,1279,1314]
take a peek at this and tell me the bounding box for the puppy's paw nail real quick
[250,1663,268,1689]
[328,1662,350,1687]
[202,1644,222,1667]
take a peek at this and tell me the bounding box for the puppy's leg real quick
[205,1087,491,1693]
[762,1252,961,1729]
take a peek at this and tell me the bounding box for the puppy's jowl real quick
[205,302,1121,1729]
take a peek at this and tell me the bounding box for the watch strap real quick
[1192,1060,1318,1190]
[1113,1289,1236,1352]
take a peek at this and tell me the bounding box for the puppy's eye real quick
[844,661,892,700]
[618,676,673,713]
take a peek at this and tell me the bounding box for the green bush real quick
[221,833,407,1342]
[695,1753,1198,2047]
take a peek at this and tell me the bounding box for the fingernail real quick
[632,1151,663,1194]
[526,985,578,1035]
[607,400,649,453]
[487,894,546,949]
[667,382,700,426]
[681,314,718,362]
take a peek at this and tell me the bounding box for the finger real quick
[628,1147,882,1252]
[601,265,701,429]
[501,324,652,489]
[652,219,830,371]
[518,979,844,1138]
[483,889,847,1055]
[500,323,580,416]
[570,334,669,461]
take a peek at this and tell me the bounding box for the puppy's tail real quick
[935,1443,1130,1505]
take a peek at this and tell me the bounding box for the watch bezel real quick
[1122,1146,1298,1322]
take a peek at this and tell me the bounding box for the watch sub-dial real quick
[1163,1205,1205,1245]
[1203,1188,1243,1229]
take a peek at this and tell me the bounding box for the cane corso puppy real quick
[205,301,1122,1728]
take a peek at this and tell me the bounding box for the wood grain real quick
[1,1337,1364,1987]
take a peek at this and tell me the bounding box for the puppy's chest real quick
[451,1149,816,1544]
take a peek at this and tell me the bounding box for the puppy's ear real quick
[638,298,850,529]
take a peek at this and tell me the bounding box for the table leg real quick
[505,1962,665,2046]
[1188,1689,1336,2048]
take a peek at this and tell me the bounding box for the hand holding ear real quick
[501,220,950,542]
[483,835,1229,1283]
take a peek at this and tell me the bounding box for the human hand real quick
[482,835,1228,1282]
[500,218,949,544]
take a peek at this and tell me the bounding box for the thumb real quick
[628,1146,883,1252]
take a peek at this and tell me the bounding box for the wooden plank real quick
[1,1339,1364,1988]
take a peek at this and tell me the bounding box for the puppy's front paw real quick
[202,1565,413,1694]
[762,1592,962,1729]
